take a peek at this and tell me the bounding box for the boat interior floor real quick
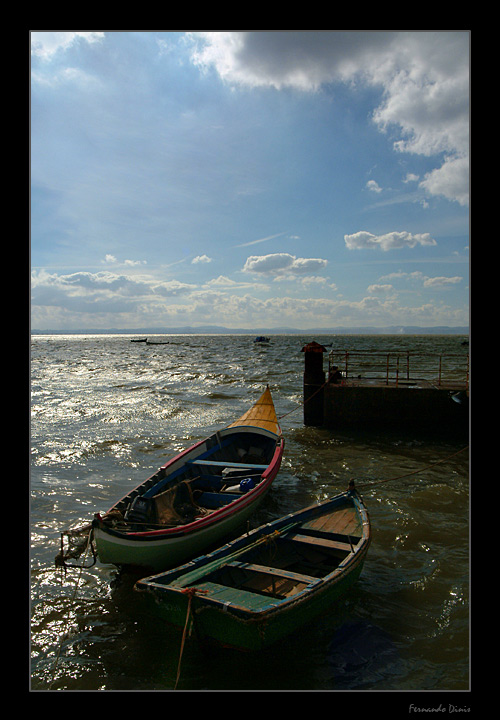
[172,503,364,602]
[105,470,265,533]
[184,529,361,602]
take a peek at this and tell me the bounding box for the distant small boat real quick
[57,387,284,572]
[146,340,169,345]
[254,336,270,344]
[131,338,148,343]
[135,485,371,651]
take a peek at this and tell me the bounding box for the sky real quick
[30,31,470,331]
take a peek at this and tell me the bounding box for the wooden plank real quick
[302,506,356,535]
[187,459,268,469]
[195,581,276,610]
[286,531,354,555]
[325,508,361,536]
[227,561,317,586]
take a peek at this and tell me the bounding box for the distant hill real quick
[31,325,469,335]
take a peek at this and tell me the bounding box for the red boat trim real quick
[106,437,207,513]
[98,438,284,542]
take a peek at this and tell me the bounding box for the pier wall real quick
[322,382,468,435]
[301,341,469,437]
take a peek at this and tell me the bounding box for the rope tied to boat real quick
[174,587,209,690]
[55,525,97,573]
[49,527,95,689]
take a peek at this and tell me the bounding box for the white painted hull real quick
[86,387,284,571]
[93,484,271,571]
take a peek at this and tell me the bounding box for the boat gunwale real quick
[136,491,371,618]
[93,428,284,542]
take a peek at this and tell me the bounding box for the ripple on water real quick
[30,334,469,691]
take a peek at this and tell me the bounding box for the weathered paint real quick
[135,490,371,651]
[90,387,284,571]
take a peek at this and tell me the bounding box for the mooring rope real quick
[174,587,208,690]
[49,528,94,689]
[353,445,469,489]
[278,380,329,421]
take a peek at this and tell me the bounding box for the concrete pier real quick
[302,341,469,436]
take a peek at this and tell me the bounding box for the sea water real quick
[30,333,470,693]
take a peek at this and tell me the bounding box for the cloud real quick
[188,31,395,91]
[242,253,328,275]
[235,232,287,248]
[344,231,437,251]
[103,254,147,267]
[188,31,469,205]
[423,276,462,288]
[367,284,394,295]
[31,269,195,316]
[31,32,104,60]
[419,155,469,207]
[192,255,212,264]
[366,180,382,193]
[204,275,264,290]
[378,270,463,288]
[31,267,468,330]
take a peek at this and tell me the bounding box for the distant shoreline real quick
[31,325,469,336]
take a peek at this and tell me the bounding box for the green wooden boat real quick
[135,484,371,651]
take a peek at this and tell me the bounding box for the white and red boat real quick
[58,387,284,573]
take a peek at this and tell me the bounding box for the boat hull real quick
[93,469,276,571]
[59,387,284,573]
[88,387,284,571]
[135,490,370,650]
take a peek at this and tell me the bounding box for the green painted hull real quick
[136,490,371,651]
[139,556,365,651]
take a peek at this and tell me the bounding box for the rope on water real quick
[174,587,208,691]
[353,445,469,489]
[172,526,291,688]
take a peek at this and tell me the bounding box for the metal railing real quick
[328,350,469,389]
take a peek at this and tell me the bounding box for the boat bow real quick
[227,385,281,436]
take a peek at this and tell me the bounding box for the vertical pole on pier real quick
[301,341,327,426]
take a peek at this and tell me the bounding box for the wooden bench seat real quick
[187,459,268,469]
[286,531,355,555]
[193,581,278,610]
[227,560,317,586]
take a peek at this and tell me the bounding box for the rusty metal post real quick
[301,341,326,426]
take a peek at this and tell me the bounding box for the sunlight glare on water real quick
[30,333,469,692]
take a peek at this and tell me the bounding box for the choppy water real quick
[30,333,470,694]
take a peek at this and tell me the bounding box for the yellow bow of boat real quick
[227,386,281,436]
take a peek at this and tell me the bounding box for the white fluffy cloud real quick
[31,32,104,60]
[31,269,195,314]
[188,31,469,205]
[419,155,469,207]
[423,276,462,288]
[31,266,468,330]
[344,231,437,251]
[242,253,328,275]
